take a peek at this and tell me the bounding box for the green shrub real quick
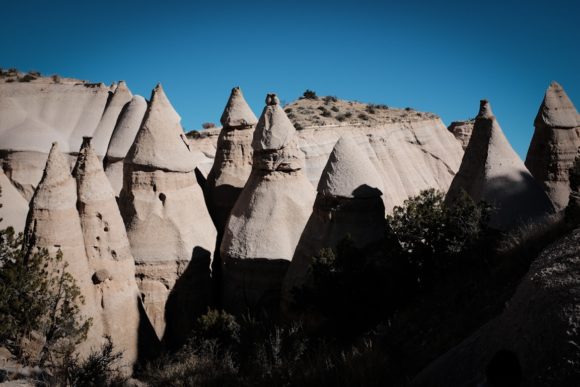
[302,90,318,100]
[193,309,240,349]
[323,95,337,104]
[331,106,339,112]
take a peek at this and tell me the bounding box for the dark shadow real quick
[351,183,383,198]
[162,246,212,350]
[485,349,522,387]
[136,295,161,366]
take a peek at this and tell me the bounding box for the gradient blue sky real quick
[1,0,578,157]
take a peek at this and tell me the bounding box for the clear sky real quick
[1,0,578,157]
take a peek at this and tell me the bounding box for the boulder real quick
[412,226,580,386]
[104,95,148,196]
[206,86,257,234]
[446,100,554,229]
[220,94,316,314]
[525,81,580,210]
[73,137,157,368]
[119,84,216,347]
[23,142,104,356]
[282,136,386,314]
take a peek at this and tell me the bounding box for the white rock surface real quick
[525,81,580,210]
[119,84,216,346]
[73,137,157,369]
[282,136,386,314]
[24,142,104,357]
[0,169,28,232]
[220,94,316,314]
[92,81,133,156]
[446,100,555,229]
[104,95,148,195]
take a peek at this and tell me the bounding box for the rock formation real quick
[525,81,580,210]
[24,142,104,356]
[220,94,316,314]
[92,81,133,156]
[281,136,386,313]
[191,96,464,213]
[104,95,148,195]
[447,119,474,150]
[119,84,216,347]
[412,226,580,386]
[73,137,156,368]
[446,100,554,229]
[206,86,258,234]
[0,169,28,232]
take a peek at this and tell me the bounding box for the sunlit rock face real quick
[104,95,148,196]
[281,136,386,317]
[23,142,105,357]
[73,137,157,369]
[206,86,258,235]
[525,81,580,211]
[446,100,554,230]
[220,94,316,315]
[119,84,216,348]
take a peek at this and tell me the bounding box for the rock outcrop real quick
[446,100,554,229]
[412,226,580,386]
[220,94,316,314]
[92,81,133,156]
[104,95,148,195]
[525,81,580,210]
[24,142,104,356]
[119,84,216,347]
[73,137,156,368]
[206,86,258,234]
[191,96,464,213]
[281,136,386,313]
[447,120,474,150]
[0,169,28,232]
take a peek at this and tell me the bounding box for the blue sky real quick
[1,0,578,157]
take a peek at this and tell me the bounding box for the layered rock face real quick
[104,95,148,195]
[206,86,258,234]
[220,94,316,314]
[73,137,156,368]
[119,84,216,346]
[446,100,554,229]
[24,142,104,356]
[282,136,386,313]
[0,169,28,232]
[447,119,474,150]
[412,226,580,386]
[190,99,464,213]
[525,81,580,210]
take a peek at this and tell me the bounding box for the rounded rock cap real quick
[220,86,258,128]
[252,93,296,151]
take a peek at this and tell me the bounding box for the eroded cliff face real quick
[192,97,464,213]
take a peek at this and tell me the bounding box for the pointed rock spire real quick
[282,136,386,317]
[526,82,580,210]
[125,84,195,172]
[220,93,316,314]
[119,84,216,347]
[207,87,258,236]
[446,100,554,229]
[73,137,157,368]
[534,81,579,129]
[252,93,296,151]
[93,80,133,156]
[318,136,384,198]
[25,142,105,356]
[220,86,258,128]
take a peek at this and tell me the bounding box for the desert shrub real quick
[404,107,413,111]
[284,108,292,113]
[302,90,318,100]
[51,74,62,83]
[336,114,346,122]
[331,106,339,112]
[18,74,36,82]
[53,336,126,386]
[358,113,369,121]
[192,309,240,350]
[366,105,376,114]
[344,111,352,118]
[202,122,216,129]
[323,95,338,104]
[0,224,91,367]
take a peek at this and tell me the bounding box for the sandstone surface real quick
[446,100,554,229]
[447,119,474,150]
[119,84,216,347]
[92,81,133,156]
[412,226,580,386]
[0,169,28,232]
[220,94,316,314]
[525,81,580,210]
[282,136,386,312]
